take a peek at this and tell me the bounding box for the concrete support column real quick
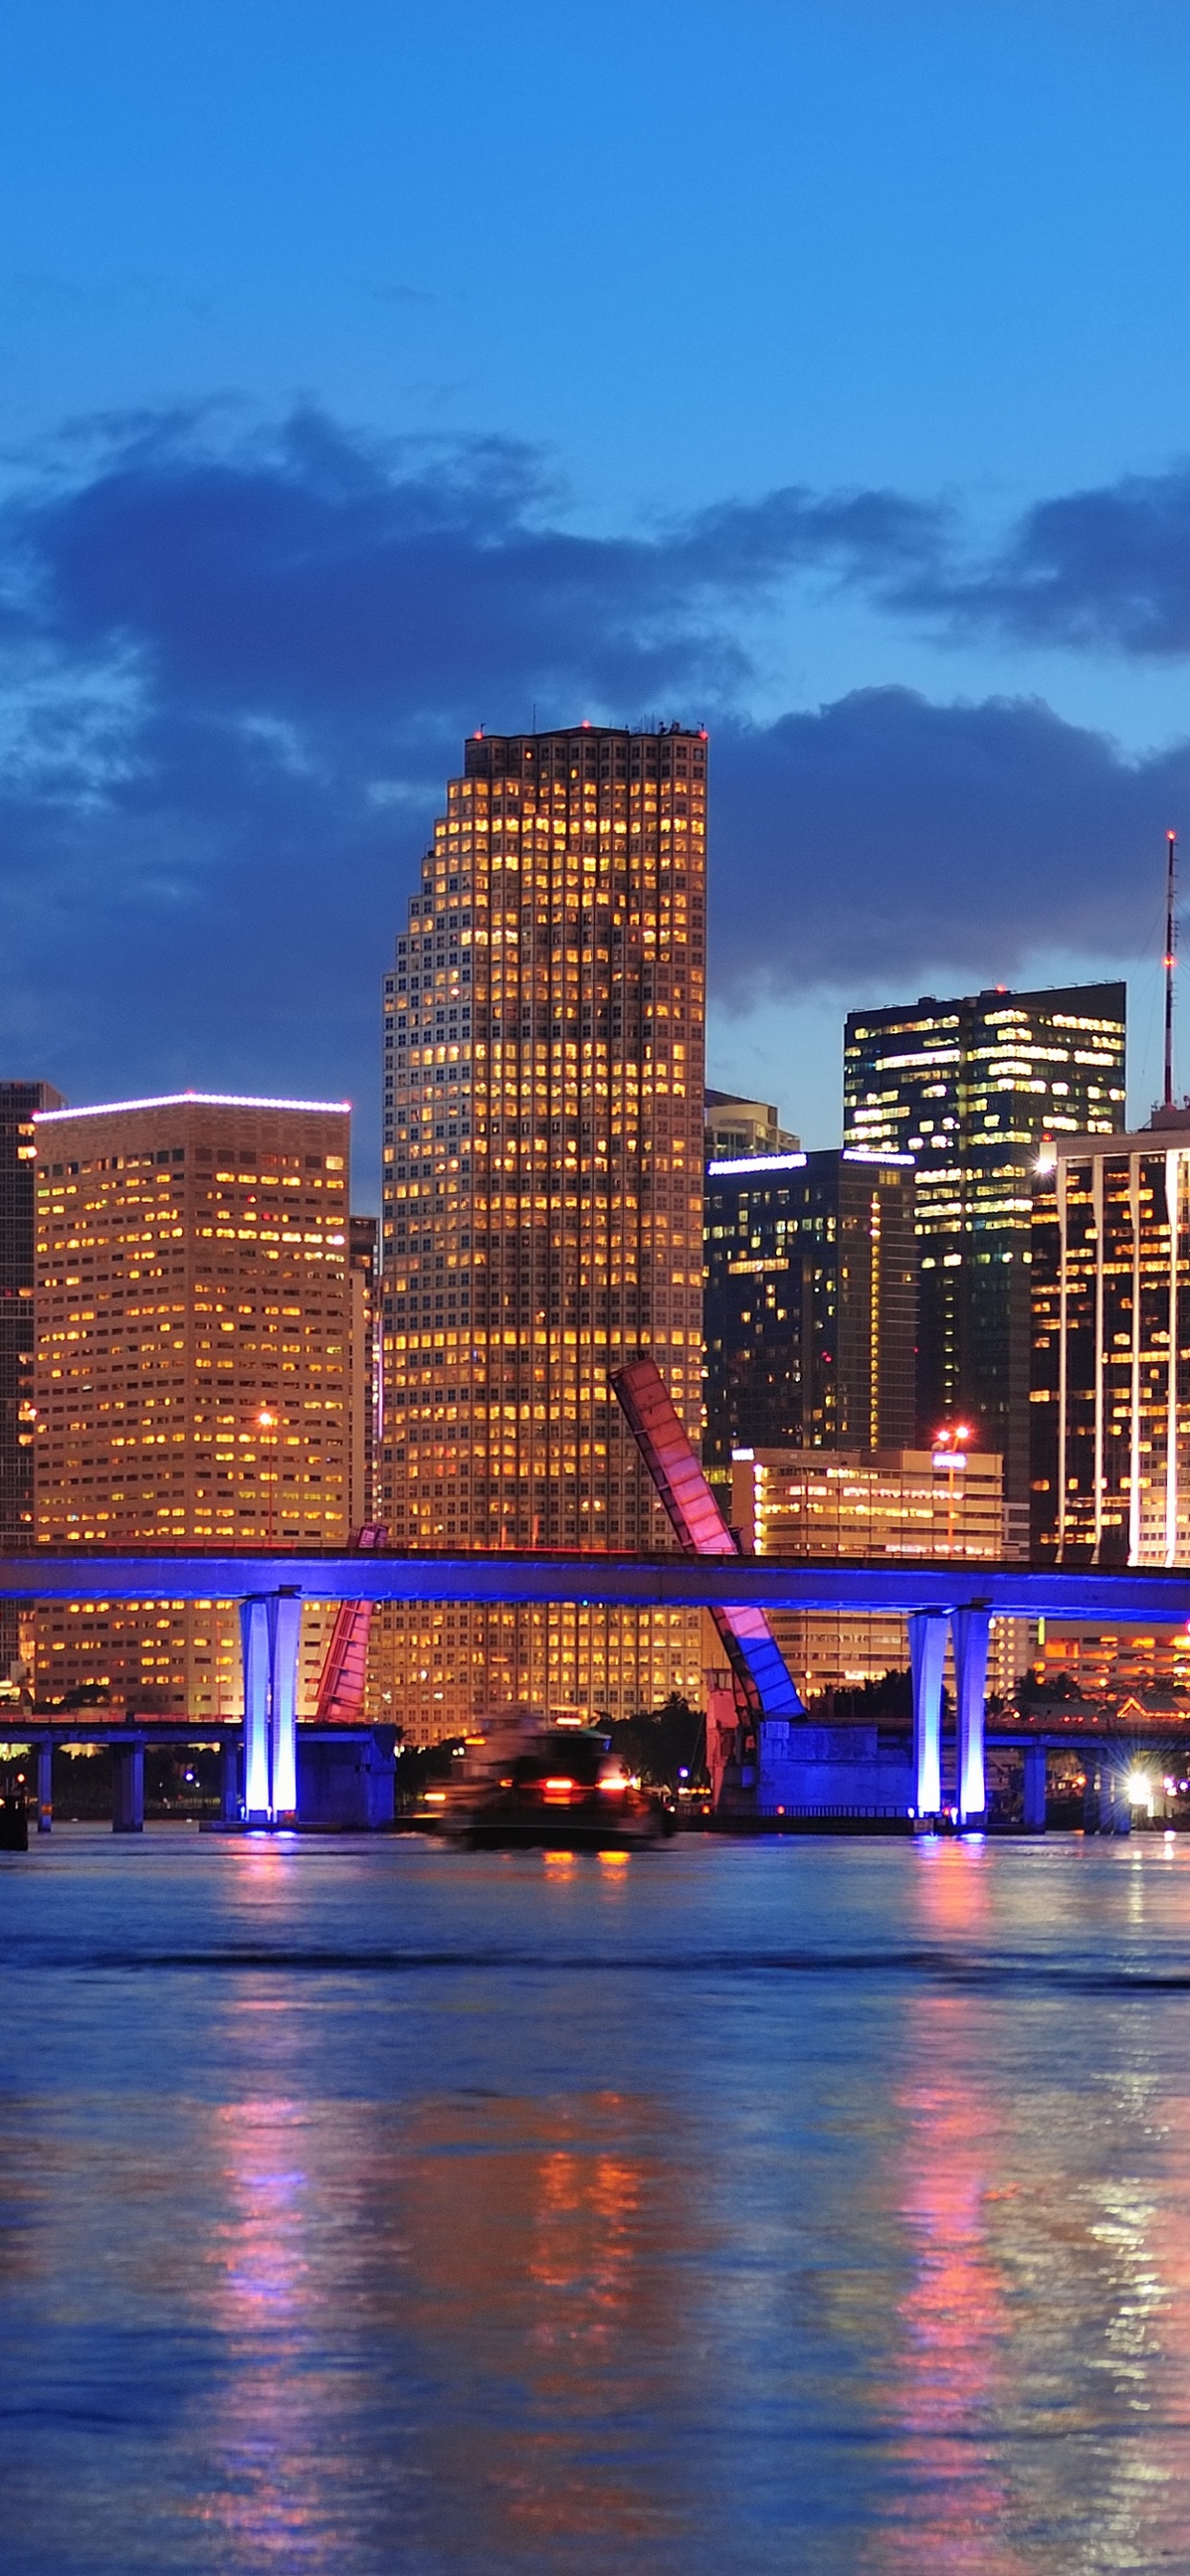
[36,1736,53,1833]
[908,1611,947,1816]
[1023,1742,1048,1832]
[266,1590,301,1819]
[951,1607,991,1827]
[220,1738,240,1826]
[111,1736,145,1834]
[240,1597,272,1819]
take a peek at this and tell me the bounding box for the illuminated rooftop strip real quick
[708,1153,806,1176]
[34,1091,352,1123]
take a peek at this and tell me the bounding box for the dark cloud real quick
[711,688,1184,1000]
[0,407,1182,1198]
[904,464,1190,656]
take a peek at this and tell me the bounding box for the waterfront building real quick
[731,1442,1024,1701]
[32,1092,351,1714]
[0,1080,64,1688]
[843,982,1127,1501]
[379,724,707,1742]
[1031,1109,1190,1568]
[703,1144,917,1498]
[349,1214,380,1530]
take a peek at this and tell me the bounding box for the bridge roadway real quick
[3,1548,1185,1829]
[0,1545,1188,1620]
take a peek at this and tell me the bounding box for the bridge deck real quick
[0,1548,1186,1622]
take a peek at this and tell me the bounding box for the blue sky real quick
[4,0,1190,1194]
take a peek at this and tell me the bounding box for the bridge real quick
[1,1547,1187,1829]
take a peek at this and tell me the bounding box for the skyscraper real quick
[0,1080,64,1684]
[1032,1112,1190,1566]
[844,982,1127,1499]
[703,1143,917,1495]
[380,724,707,1741]
[32,1092,351,1714]
[349,1213,379,1531]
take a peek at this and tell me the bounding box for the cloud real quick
[904,463,1190,658]
[711,688,1184,1000]
[0,404,1184,1195]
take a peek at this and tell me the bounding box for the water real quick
[3,1830,1190,2574]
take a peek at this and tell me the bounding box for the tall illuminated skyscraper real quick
[844,982,1126,1500]
[0,1080,64,1686]
[32,1092,351,1714]
[380,724,707,1741]
[1032,1113,1190,1566]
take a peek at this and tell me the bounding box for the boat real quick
[433,1713,673,1851]
[0,1792,29,1852]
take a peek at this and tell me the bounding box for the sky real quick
[4,0,1190,1198]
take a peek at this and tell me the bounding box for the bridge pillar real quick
[241,1597,272,1819]
[266,1590,301,1818]
[111,1736,144,1833]
[1023,1741,1047,1831]
[951,1607,991,1826]
[220,1737,240,1826]
[36,1736,53,1833]
[240,1590,302,1823]
[908,1611,947,1815]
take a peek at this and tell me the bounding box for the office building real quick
[1031,1111,1190,1567]
[380,724,707,1741]
[704,1090,798,1161]
[844,982,1126,1501]
[32,1092,351,1714]
[0,1080,64,1687]
[703,1145,917,1496]
[349,1214,380,1530]
[732,1443,1022,1701]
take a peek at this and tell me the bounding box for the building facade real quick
[349,1213,380,1530]
[844,982,1127,1502]
[703,1146,917,1497]
[32,1092,352,1714]
[0,1080,64,1686]
[732,1443,1021,1701]
[704,1090,799,1161]
[1030,1112,1190,1567]
[379,724,707,1741]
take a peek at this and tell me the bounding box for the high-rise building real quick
[1031,1110,1190,1567]
[703,1145,917,1496]
[0,1080,64,1685]
[844,982,1127,1500]
[349,1214,379,1530]
[732,1443,1022,1701]
[380,724,707,1741]
[32,1092,351,1714]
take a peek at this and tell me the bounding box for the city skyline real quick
[5,12,1190,1186]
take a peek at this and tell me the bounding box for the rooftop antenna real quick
[1165,828,1179,1112]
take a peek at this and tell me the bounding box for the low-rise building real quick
[732,1442,1027,1703]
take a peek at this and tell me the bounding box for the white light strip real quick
[842,1147,916,1166]
[707,1153,807,1176]
[34,1091,352,1123]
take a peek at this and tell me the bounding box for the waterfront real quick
[3,1833,1190,2572]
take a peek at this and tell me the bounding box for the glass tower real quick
[703,1146,917,1496]
[380,724,707,1742]
[844,982,1127,1501]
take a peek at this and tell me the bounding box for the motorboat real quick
[433,1713,673,1851]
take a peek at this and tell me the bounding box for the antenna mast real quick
[1165,829,1179,1113]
